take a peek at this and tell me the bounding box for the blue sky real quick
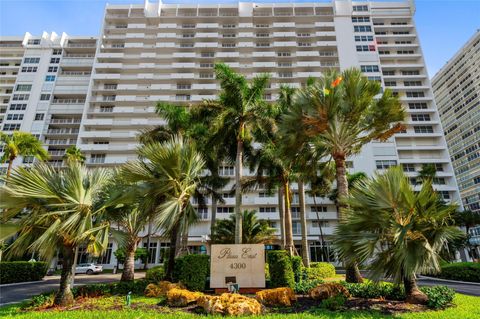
[0,0,478,77]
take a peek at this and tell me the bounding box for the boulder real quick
[256,287,297,306]
[144,281,185,297]
[166,288,203,307]
[197,293,263,316]
[309,283,350,301]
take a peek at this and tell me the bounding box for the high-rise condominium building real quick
[0,0,462,267]
[432,30,480,214]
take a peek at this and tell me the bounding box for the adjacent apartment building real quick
[0,0,462,268]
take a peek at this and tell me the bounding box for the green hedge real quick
[173,254,210,291]
[342,282,405,301]
[438,262,480,283]
[267,251,294,289]
[420,285,455,309]
[74,280,148,297]
[145,265,165,283]
[306,262,336,280]
[0,261,48,284]
[290,256,303,283]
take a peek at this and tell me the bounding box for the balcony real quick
[46,128,79,135]
[49,118,82,125]
[52,98,86,104]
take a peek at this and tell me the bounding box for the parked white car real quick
[75,263,103,275]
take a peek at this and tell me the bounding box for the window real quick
[259,192,273,198]
[27,39,40,45]
[34,113,45,121]
[397,50,414,55]
[12,94,29,101]
[277,52,291,57]
[278,62,292,67]
[99,106,113,112]
[292,221,301,235]
[255,24,269,28]
[103,95,115,101]
[196,207,208,219]
[222,24,236,28]
[15,84,32,91]
[21,66,37,72]
[201,52,214,58]
[3,123,21,131]
[45,75,56,82]
[433,178,446,185]
[356,45,375,52]
[217,207,234,213]
[259,207,276,213]
[175,94,190,101]
[354,26,372,32]
[90,154,106,164]
[402,164,415,172]
[52,49,62,55]
[256,43,270,47]
[9,103,27,110]
[143,242,157,264]
[368,76,382,82]
[50,58,60,64]
[402,70,420,76]
[414,125,434,133]
[376,160,397,169]
[23,57,40,64]
[199,73,214,79]
[98,243,113,264]
[404,81,422,86]
[182,33,194,38]
[352,16,370,23]
[22,156,34,164]
[406,91,425,98]
[47,66,58,72]
[93,141,109,145]
[439,191,450,200]
[354,35,374,42]
[298,42,311,47]
[223,33,236,38]
[222,192,234,198]
[180,43,194,48]
[384,81,397,87]
[409,102,428,109]
[218,165,234,176]
[312,221,330,228]
[383,70,395,76]
[311,206,327,213]
[353,5,368,12]
[104,84,117,90]
[360,65,379,73]
[6,114,24,121]
[200,63,214,68]
[278,72,293,78]
[411,114,430,121]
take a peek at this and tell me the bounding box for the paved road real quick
[0,272,145,306]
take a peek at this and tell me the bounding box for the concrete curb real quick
[418,275,480,286]
[0,278,53,288]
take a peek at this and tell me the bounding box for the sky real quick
[0,0,479,77]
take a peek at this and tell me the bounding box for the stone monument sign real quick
[210,244,265,289]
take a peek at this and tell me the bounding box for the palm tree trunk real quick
[234,137,243,244]
[165,223,179,281]
[54,245,75,306]
[313,195,328,262]
[278,186,286,249]
[178,227,189,256]
[404,276,428,304]
[121,240,137,282]
[6,156,14,180]
[283,180,294,256]
[143,220,152,270]
[298,180,310,267]
[210,195,217,238]
[334,156,363,283]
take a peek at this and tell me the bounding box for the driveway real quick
[0,272,145,306]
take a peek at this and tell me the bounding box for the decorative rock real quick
[309,283,350,301]
[166,288,203,307]
[256,287,297,306]
[144,281,185,297]
[197,293,263,316]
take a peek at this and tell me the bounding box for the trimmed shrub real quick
[438,262,480,283]
[166,288,203,307]
[320,294,347,311]
[198,293,263,316]
[26,293,55,310]
[420,285,455,309]
[173,254,210,291]
[256,287,297,306]
[310,282,350,301]
[267,251,295,289]
[73,280,148,297]
[290,256,303,283]
[0,261,48,284]
[342,282,405,301]
[145,265,165,283]
[306,262,335,280]
[294,279,324,295]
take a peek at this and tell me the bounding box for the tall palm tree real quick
[0,131,49,178]
[0,162,113,306]
[202,63,271,244]
[288,68,405,282]
[454,210,480,260]
[334,167,463,304]
[211,210,275,244]
[62,145,86,164]
[120,136,205,280]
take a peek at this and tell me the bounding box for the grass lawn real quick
[0,294,478,319]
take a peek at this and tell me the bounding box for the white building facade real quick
[1,0,462,268]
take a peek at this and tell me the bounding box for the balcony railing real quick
[47,128,79,134]
[52,99,85,104]
[49,119,81,124]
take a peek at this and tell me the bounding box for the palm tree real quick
[0,162,113,306]
[288,68,405,282]
[334,167,463,304]
[0,131,49,178]
[120,136,205,280]
[454,210,480,260]
[62,145,86,164]
[202,63,271,244]
[211,210,275,244]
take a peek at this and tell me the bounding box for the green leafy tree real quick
[334,167,463,304]
[202,63,271,244]
[0,131,49,178]
[211,210,275,244]
[287,68,405,282]
[454,210,480,259]
[0,162,113,306]
[62,146,86,164]
[120,136,205,280]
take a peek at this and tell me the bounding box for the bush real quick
[342,282,405,301]
[267,251,294,289]
[0,261,48,284]
[438,262,480,283]
[26,293,55,309]
[113,247,148,264]
[420,285,455,309]
[173,254,210,291]
[265,263,270,281]
[320,294,347,311]
[305,262,335,280]
[73,280,148,297]
[145,265,165,283]
[310,282,350,301]
[294,279,324,295]
[256,287,297,307]
[290,256,303,283]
